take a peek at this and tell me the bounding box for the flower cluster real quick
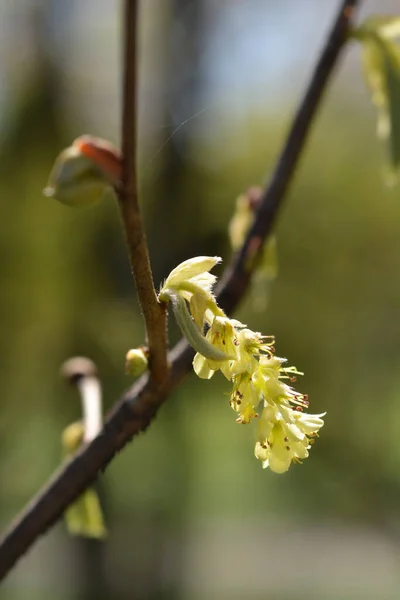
[159,257,325,474]
[62,422,107,538]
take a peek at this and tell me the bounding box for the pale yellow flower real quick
[159,256,221,301]
[193,316,241,379]
[230,372,260,424]
[255,403,325,473]
[229,329,274,378]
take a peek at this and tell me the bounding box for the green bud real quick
[44,135,121,207]
[125,347,149,377]
[44,146,114,207]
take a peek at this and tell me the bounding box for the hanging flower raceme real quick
[159,256,325,474]
[62,422,107,538]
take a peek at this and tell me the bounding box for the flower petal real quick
[193,353,215,379]
[164,256,221,289]
[267,446,292,474]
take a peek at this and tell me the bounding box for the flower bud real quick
[73,135,122,182]
[125,347,149,377]
[44,135,121,207]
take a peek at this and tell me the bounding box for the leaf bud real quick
[44,135,121,207]
[125,347,149,377]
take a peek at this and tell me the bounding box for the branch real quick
[117,0,168,384]
[218,0,360,312]
[0,0,360,581]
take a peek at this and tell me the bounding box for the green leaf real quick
[356,19,400,178]
[381,40,400,172]
[362,39,386,119]
[357,16,400,41]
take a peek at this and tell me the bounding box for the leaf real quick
[381,40,400,172]
[358,16,400,41]
[362,39,386,122]
[357,23,400,177]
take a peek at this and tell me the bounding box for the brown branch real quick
[0,0,360,581]
[117,0,168,384]
[218,0,360,313]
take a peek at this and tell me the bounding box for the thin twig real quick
[218,0,360,313]
[118,0,168,384]
[0,0,360,581]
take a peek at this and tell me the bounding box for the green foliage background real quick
[2,1,400,599]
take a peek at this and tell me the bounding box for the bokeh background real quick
[1,0,400,598]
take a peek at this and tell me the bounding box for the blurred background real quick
[1,0,400,598]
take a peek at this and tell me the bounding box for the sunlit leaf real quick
[381,39,400,173]
[355,16,400,178]
[362,39,387,136]
[358,15,400,41]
